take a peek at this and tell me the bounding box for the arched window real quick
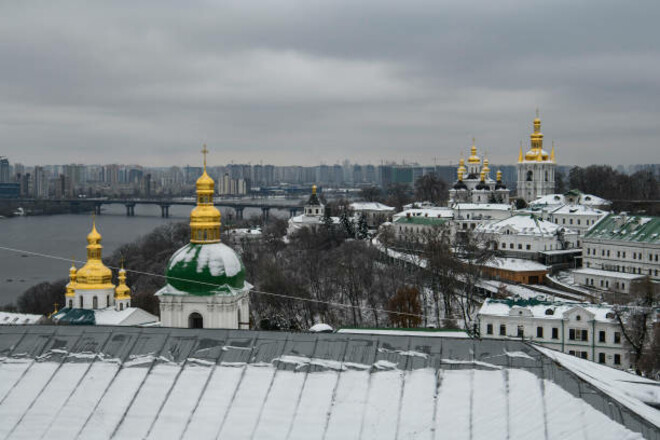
[107,295,110,307]
[93,296,98,309]
[189,312,204,329]
[119,303,124,311]
[237,308,241,328]
[79,296,83,308]
[68,300,72,308]
[526,170,533,181]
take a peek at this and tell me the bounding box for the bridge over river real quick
[13,197,306,220]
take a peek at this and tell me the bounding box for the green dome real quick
[165,242,246,296]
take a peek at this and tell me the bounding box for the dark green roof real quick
[394,216,447,226]
[52,308,96,325]
[584,213,660,244]
[166,242,246,296]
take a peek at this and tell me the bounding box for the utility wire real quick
[0,245,436,321]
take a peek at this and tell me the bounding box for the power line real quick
[0,245,433,321]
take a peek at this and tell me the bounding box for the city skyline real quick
[1,1,659,166]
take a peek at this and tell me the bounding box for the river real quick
[0,204,273,307]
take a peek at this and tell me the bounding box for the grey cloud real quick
[0,0,659,167]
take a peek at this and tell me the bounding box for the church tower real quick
[516,112,556,202]
[156,146,250,329]
[67,220,116,310]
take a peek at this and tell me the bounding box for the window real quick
[518,244,522,250]
[79,296,83,308]
[92,296,98,309]
[536,327,543,338]
[188,312,204,329]
[517,325,524,338]
[486,324,493,335]
[552,327,559,339]
[599,331,606,343]
[526,244,531,250]
[580,352,588,360]
[510,243,514,249]
[614,354,621,365]
[499,324,506,336]
[68,300,72,308]
[569,329,588,341]
[614,332,621,344]
[598,353,606,364]
[119,303,123,311]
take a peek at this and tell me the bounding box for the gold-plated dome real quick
[482,155,490,174]
[523,113,549,161]
[66,262,77,297]
[75,220,114,290]
[115,266,131,300]
[190,145,222,244]
[467,138,481,164]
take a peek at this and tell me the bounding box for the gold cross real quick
[201,144,209,170]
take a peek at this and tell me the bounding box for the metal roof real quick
[585,213,660,244]
[0,326,657,439]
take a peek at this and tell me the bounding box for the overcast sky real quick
[1,0,659,167]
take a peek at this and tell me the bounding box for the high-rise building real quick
[0,158,9,183]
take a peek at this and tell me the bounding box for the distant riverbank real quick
[0,199,95,217]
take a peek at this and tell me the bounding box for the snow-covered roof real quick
[289,214,340,224]
[349,202,395,211]
[481,257,548,272]
[529,193,611,208]
[337,328,469,338]
[476,214,577,236]
[94,307,159,326]
[573,267,647,280]
[392,207,454,221]
[453,203,512,211]
[0,326,656,439]
[0,311,43,325]
[549,204,607,216]
[478,298,619,323]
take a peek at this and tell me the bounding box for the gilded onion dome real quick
[190,145,222,244]
[458,154,466,175]
[115,265,131,300]
[65,262,77,297]
[524,112,549,161]
[482,155,490,175]
[164,145,247,296]
[75,220,114,289]
[467,137,481,164]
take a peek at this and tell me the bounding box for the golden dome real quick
[497,170,502,181]
[482,156,490,174]
[76,220,114,289]
[467,138,481,164]
[479,169,486,181]
[523,113,550,161]
[115,267,131,299]
[190,145,221,244]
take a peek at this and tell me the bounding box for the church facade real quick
[156,146,250,329]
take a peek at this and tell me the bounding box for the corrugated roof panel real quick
[0,326,656,440]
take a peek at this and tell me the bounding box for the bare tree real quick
[613,277,659,375]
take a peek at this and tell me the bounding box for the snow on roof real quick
[93,307,159,326]
[529,193,611,208]
[476,214,577,236]
[349,202,395,211]
[481,257,548,272]
[549,204,607,216]
[0,326,655,439]
[585,213,660,244]
[535,345,660,428]
[478,298,618,323]
[337,328,470,338]
[573,267,647,280]
[289,214,340,224]
[0,311,43,325]
[453,203,512,211]
[393,207,454,220]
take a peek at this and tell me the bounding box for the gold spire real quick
[480,169,486,182]
[457,167,464,181]
[312,184,317,195]
[518,142,523,163]
[75,219,114,289]
[115,260,131,300]
[482,154,490,174]
[467,137,480,164]
[550,141,556,162]
[190,145,221,244]
[497,170,502,181]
